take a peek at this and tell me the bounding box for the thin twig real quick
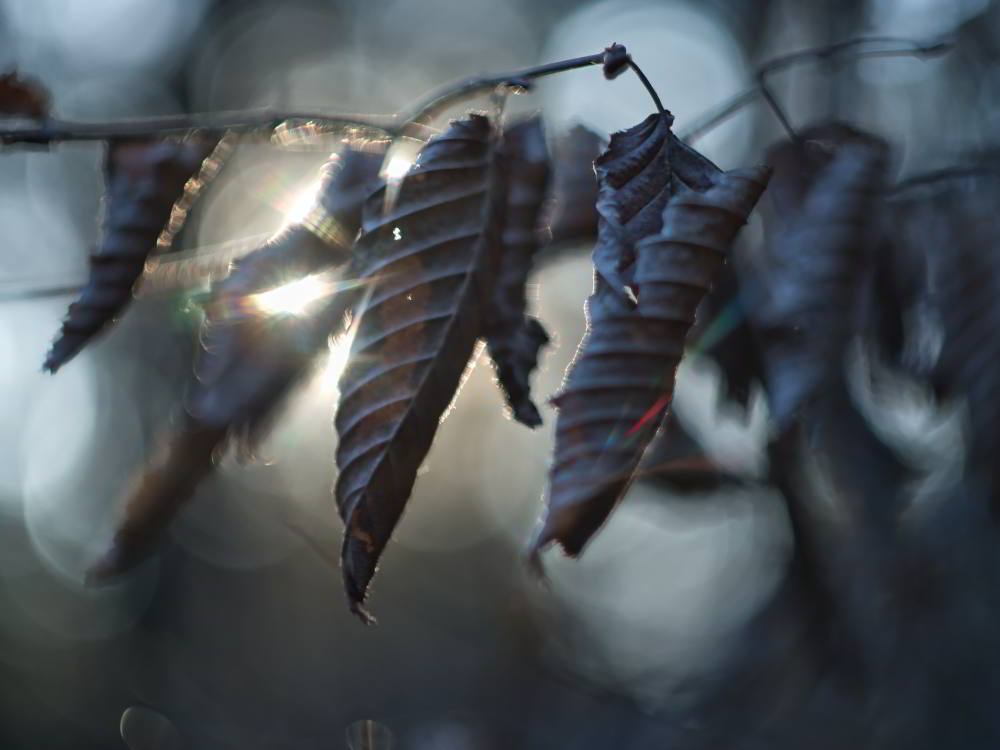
[759,81,799,141]
[677,88,758,144]
[757,34,952,83]
[0,49,616,147]
[0,109,399,145]
[679,35,953,143]
[0,46,632,303]
[398,51,607,130]
[627,60,666,115]
[891,166,1000,194]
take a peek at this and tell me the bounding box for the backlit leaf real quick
[45,136,226,371]
[86,143,384,583]
[483,116,551,427]
[334,115,504,619]
[534,111,769,557]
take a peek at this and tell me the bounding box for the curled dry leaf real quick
[541,121,716,251]
[533,111,770,558]
[749,130,889,428]
[86,144,384,583]
[44,136,225,372]
[483,116,551,427]
[335,115,503,619]
[0,71,50,118]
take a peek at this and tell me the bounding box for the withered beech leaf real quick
[335,115,503,619]
[44,136,224,372]
[590,112,676,298]
[85,144,384,584]
[541,122,718,255]
[749,131,889,428]
[483,116,551,427]
[0,71,49,118]
[534,112,770,557]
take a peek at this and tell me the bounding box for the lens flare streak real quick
[250,274,362,317]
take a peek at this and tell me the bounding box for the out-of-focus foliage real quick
[4,2,1000,750]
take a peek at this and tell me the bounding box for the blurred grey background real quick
[0,0,994,747]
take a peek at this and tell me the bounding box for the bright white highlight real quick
[324,335,352,390]
[251,275,331,316]
[383,155,413,181]
[282,181,322,228]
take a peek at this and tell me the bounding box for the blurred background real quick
[0,0,995,747]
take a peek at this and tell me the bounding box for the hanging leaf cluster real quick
[11,36,993,648]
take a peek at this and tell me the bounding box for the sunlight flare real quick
[383,155,413,181]
[251,274,332,316]
[280,180,322,229]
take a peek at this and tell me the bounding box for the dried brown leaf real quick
[86,144,384,583]
[334,115,504,619]
[45,136,225,372]
[533,111,769,557]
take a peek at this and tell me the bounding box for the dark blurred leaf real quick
[542,125,605,248]
[913,176,1000,508]
[739,130,916,691]
[748,130,889,428]
[335,115,504,620]
[483,116,551,427]
[0,71,49,118]
[86,144,384,584]
[87,426,224,584]
[44,136,225,372]
[533,111,769,557]
[698,123,888,416]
